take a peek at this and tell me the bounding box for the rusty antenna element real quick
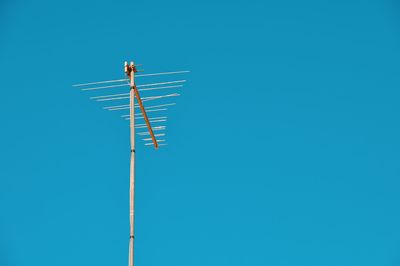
[73,61,189,266]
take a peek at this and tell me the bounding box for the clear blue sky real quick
[1,0,400,265]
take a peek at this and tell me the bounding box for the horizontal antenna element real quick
[137,80,186,88]
[90,92,130,99]
[141,93,180,102]
[139,85,183,92]
[73,78,128,87]
[73,70,189,87]
[81,83,129,91]
[136,70,189,78]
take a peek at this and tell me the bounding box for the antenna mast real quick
[126,61,136,266]
[125,61,159,266]
[73,61,189,266]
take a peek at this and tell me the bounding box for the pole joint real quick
[125,61,138,76]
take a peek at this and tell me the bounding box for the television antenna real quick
[73,61,189,266]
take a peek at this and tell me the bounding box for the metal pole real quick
[127,61,136,266]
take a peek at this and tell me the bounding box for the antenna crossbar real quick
[73,70,189,87]
[137,80,186,88]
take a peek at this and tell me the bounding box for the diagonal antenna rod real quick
[134,86,158,148]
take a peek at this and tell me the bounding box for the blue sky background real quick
[1,0,400,265]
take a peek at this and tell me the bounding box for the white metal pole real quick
[128,62,136,266]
